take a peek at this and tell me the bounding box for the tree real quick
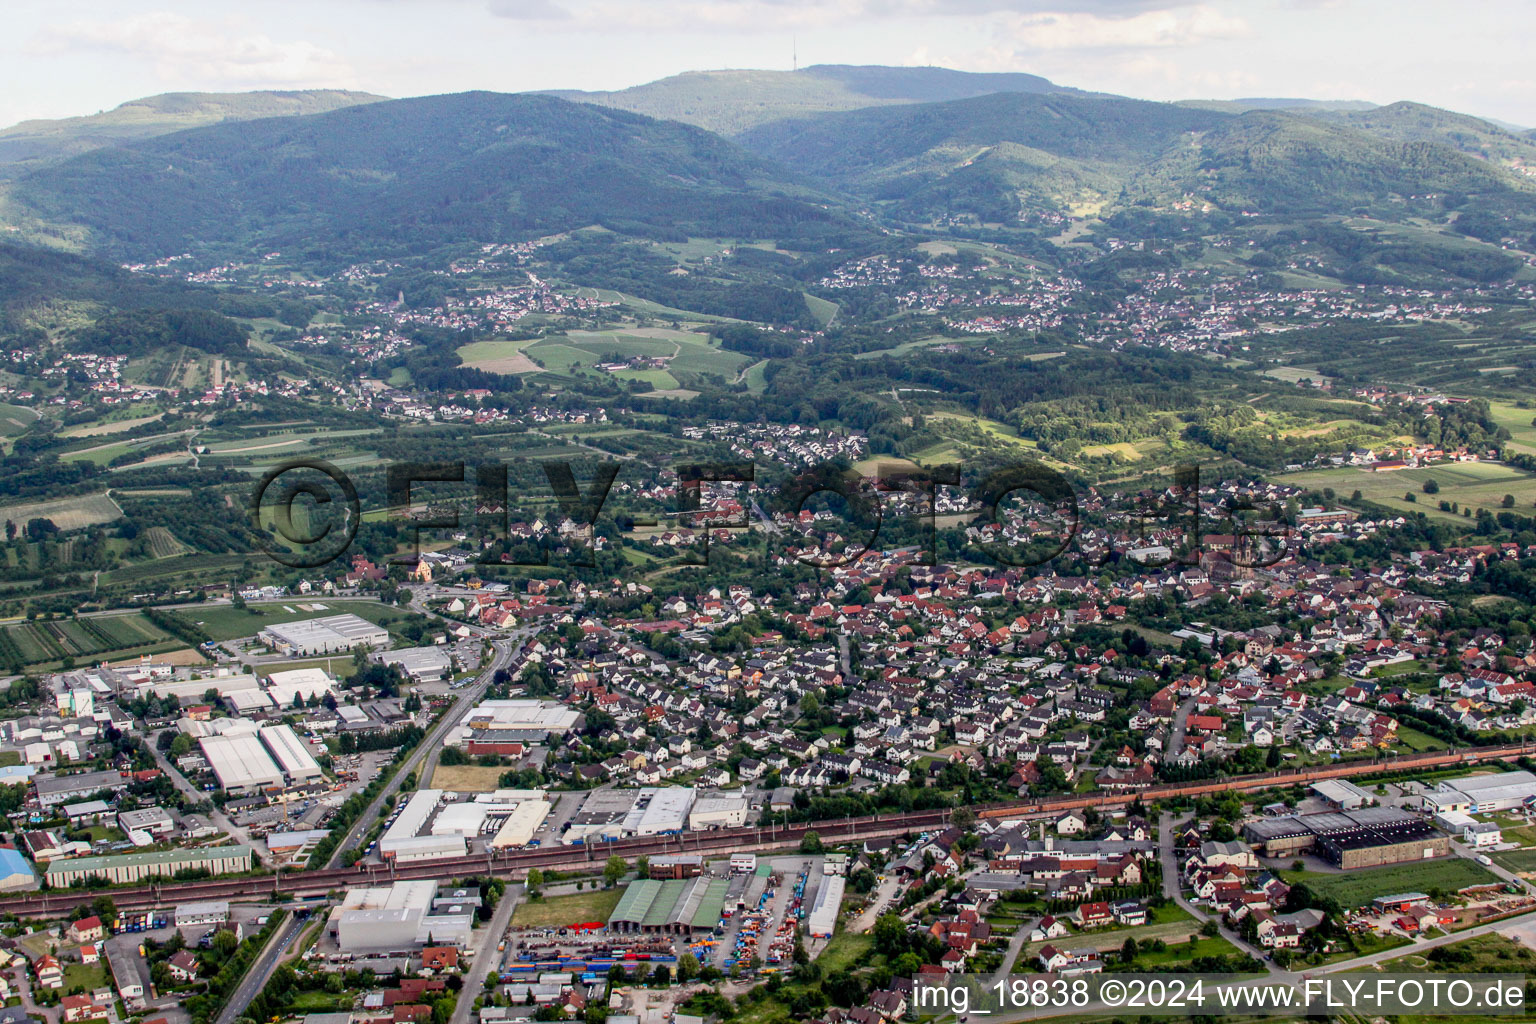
[799,830,824,854]
[526,868,544,895]
[213,928,240,957]
[1120,936,1139,963]
[951,806,977,831]
[604,855,627,888]
[676,952,699,984]
[92,894,117,924]
[872,913,907,957]
[1505,494,1517,508]
[1422,479,1439,494]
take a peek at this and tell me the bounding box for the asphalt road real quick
[215,913,305,1024]
[448,884,523,1024]
[326,628,531,868]
[1157,811,1277,973]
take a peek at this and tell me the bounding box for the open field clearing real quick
[1281,857,1497,905]
[0,491,122,530]
[105,645,206,667]
[511,889,622,928]
[60,412,166,438]
[456,337,541,374]
[430,765,510,792]
[0,404,39,437]
[1284,460,1536,521]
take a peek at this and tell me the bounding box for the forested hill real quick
[7,92,860,258]
[737,91,1536,224]
[545,64,1086,134]
[0,89,385,170]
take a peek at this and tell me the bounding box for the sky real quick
[4,0,1536,130]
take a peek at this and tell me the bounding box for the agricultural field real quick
[1283,460,1536,522]
[1281,857,1498,905]
[0,611,177,667]
[59,411,168,438]
[456,337,541,375]
[0,403,40,439]
[466,327,753,387]
[1488,400,1536,456]
[0,491,123,530]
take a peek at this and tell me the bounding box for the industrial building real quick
[34,769,128,809]
[376,647,453,684]
[330,880,474,953]
[806,875,845,938]
[565,789,641,844]
[1434,810,1503,848]
[259,613,390,656]
[1242,808,1448,868]
[1311,779,1374,810]
[607,876,729,935]
[623,787,695,836]
[44,845,252,886]
[688,794,752,831]
[379,788,553,860]
[199,732,284,794]
[265,667,340,708]
[258,725,324,785]
[1428,770,1536,814]
[649,855,703,879]
[0,847,35,891]
[174,900,230,927]
[453,699,584,755]
[489,800,550,849]
[266,829,332,865]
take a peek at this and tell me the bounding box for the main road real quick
[326,626,534,868]
[448,884,523,1024]
[214,912,306,1024]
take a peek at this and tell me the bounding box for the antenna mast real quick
[793,35,798,71]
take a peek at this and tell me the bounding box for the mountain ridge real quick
[0,89,386,170]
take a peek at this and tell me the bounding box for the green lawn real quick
[1119,936,1239,969]
[63,962,109,991]
[1490,848,1536,875]
[1282,858,1498,905]
[511,888,622,928]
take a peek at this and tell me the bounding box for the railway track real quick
[13,740,1532,917]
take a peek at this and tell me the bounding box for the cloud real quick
[484,0,1204,32]
[999,6,1251,51]
[33,11,359,89]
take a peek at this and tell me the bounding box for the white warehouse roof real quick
[259,724,323,782]
[199,731,283,792]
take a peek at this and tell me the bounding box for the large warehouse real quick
[1243,807,1448,868]
[806,876,845,939]
[44,845,252,886]
[454,700,584,753]
[199,732,284,794]
[376,647,452,684]
[689,794,752,831]
[258,725,324,785]
[1428,770,1536,814]
[259,613,389,656]
[624,787,696,836]
[331,880,474,953]
[490,799,551,849]
[607,876,730,935]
